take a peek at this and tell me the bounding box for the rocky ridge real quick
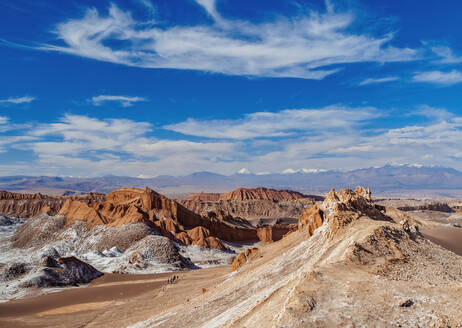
[397,202,455,213]
[0,190,104,218]
[134,186,462,327]
[179,199,310,223]
[185,187,315,202]
[56,187,293,247]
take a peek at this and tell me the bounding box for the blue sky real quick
[0,0,462,177]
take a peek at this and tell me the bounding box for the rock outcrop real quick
[126,235,193,270]
[12,188,294,251]
[26,256,103,288]
[186,187,311,202]
[220,187,307,202]
[0,190,104,218]
[231,247,260,271]
[174,226,227,251]
[298,186,391,239]
[134,186,462,327]
[179,199,309,222]
[397,202,455,213]
[2,249,103,290]
[185,193,221,201]
[298,204,324,237]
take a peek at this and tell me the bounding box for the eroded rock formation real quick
[11,188,294,252]
[397,202,455,213]
[186,187,311,202]
[0,190,104,218]
[231,247,260,271]
[133,186,462,327]
[179,199,309,223]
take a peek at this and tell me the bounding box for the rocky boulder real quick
[175,226,227,250]
[298,204,324,237]
[126,235,193,269]
[232,247,260,271]
[24,255,102,288]
[1,262,30,281]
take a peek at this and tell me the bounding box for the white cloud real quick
[164,106,380,139]
[0,106,461,176]
[0,117,8,125]
[25,114,235,159]
[1,114,237,176]
[256,171,270,175]
[282,168,300,174]
[411,105,453,120]
[195,0,222,22]
[359,76,399,86]
[282,168,327,174]
[412,70,462,85]
[0,96,35,104]
[136,0,156,17]
[236,167,251,174]
[432,46,462,64]
[91,95,147,107]
[37,2,417,79]
[302,168,327,173]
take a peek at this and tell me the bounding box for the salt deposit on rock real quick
[0,212,247,300]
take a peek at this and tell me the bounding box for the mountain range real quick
[1,165,462,197]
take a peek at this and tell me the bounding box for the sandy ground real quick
[0,267,228,328]
[413,211,462,256]
[421,225,462,256]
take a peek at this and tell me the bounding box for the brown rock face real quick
[220,187,306,201]
[298,204,324,237]
[178,199,309,223]
[56,187,293,249]
[0,190,104,218]
[185,193,221,201]
[232,247,260,271]
[186,187,308,202]
[58,188,175,228]
[7,187,294,250]
[297,186,391,240]
[397,203,455,213]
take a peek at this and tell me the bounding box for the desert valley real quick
[0,182,461,327]
[2,0,462,326]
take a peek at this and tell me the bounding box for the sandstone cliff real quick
[179,199,310,222]
[186,187,314,202]
[4,187,296,251]
[185,193,221,201]
[0,190,104,218]
[397,202,455,213]
[56,188,294,248]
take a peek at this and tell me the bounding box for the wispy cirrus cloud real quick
[136,0,156,17]
[359,76,399,86]
[432,46,462,64]
[91,95,147,107]
[164,106,380,139]
[0,96,35,104]
[413,70,462,85]
[35,1,417,79]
